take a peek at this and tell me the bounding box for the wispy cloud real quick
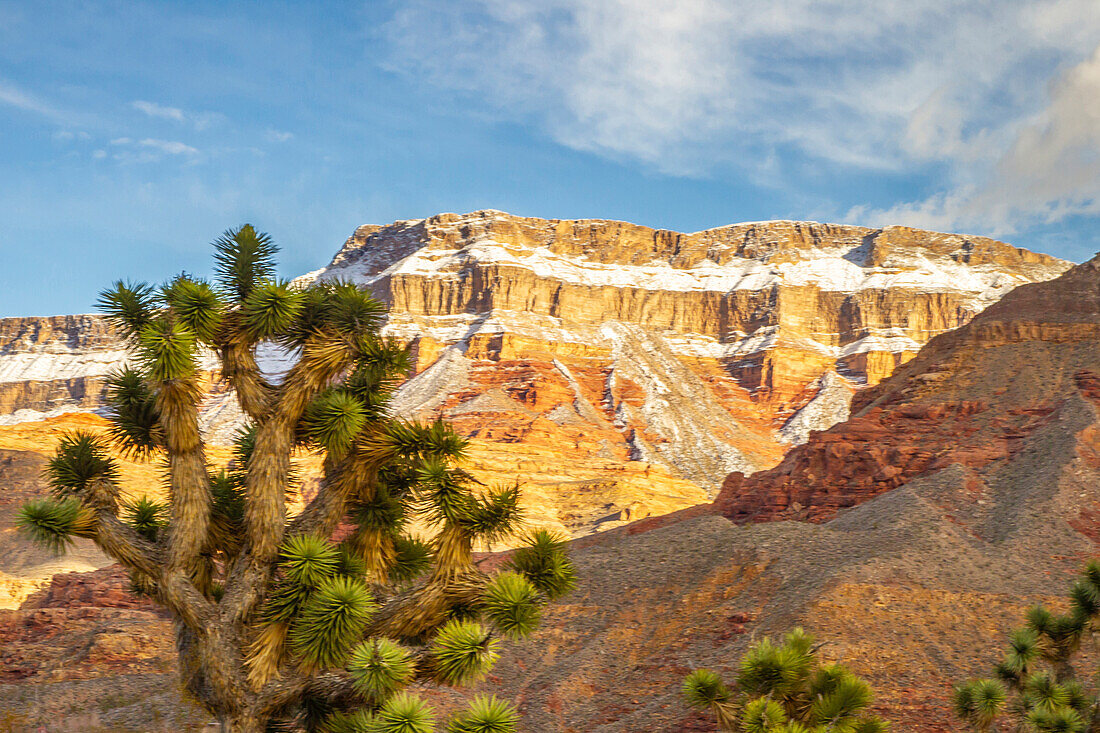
[382,0,1100,231]
[130,99,221,130]
[264,129,293,142]
[52,130,90,142]
[131,99,185,122]
[139,138,198,155]
[852,42,1100,235]
[0,79,71,122]
[109,136,199,162]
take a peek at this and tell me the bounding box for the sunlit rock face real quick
[0,211,1070,534]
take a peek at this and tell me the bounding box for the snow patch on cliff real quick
[0,349,132,383]
[307,227,1068,304]
[780,372,857,445]
[600,322,759,494]
[0,405,105,426]
[390,346,472,418]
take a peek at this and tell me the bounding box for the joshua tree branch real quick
[158,379,214,588]
[219,332,275,421]
[91,510,162,579]
[231,334,358,622]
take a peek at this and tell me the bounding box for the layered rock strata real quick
[0,212,1070,522]
[300,211,1068,495]
[440,251,1100,731]
[715,251,1100,524]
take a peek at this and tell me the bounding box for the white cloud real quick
[138,138,198,155]
[131,99,185,122]
[264,129,293,142]
[383,0,1100,231]
[0,79,73,123]
[130,100,221,130]
[854,43,1100,235]
[108,136,199,162]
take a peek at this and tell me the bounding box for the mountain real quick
[0,212,1069,542]
[0,214,1089,730]
[5,250,1100,730]
[440,249,1100,731]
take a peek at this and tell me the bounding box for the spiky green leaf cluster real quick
[104,368,162,458]
[742,698,787,733]
[373,693,435,733]
[683,668,730,708]
[683,628,889,732]
[446,696,518,733]
[137,317,198,381]
[503,529,577,600]
[955,560,1100,731]
[16,497,89,554]
[96,280,157,339]
[348,639,415,700]
[46,432,120,497]
[429,620,499,686]
[242,281,303,340]
[163,276,224,342]
[281,534,341,587]
[480,571,540,639]
[389,536,433,583]
[125,496,168,542]
[304,390,368,457]
[288,575,377,670]
[213,224,277,300]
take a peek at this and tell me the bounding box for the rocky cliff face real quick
[0,212,1070,527]
[0,315,123,421]
[714,250,1100,524]
[429,250,1100,732]
[299,211,1068,497]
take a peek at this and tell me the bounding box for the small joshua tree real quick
[682,628,890,732]
[954,561,1100,732]
[16,226,576,732]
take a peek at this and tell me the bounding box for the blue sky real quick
[2,1,1100,316]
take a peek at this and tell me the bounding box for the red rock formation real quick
[716,253,1100,524]
[20,566,161,612]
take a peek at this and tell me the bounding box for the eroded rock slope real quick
[0,211,1069,535]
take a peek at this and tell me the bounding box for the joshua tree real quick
[682,627,890,732]
[954,561,1100,732]
[16,226,576,732]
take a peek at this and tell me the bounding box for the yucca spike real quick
[96,280,158,340]
[682,669,730,708]
[104,367,163,459]
[446,695,519,733]
[504,529,577,600]
[163,275,225,343]
[427,619,498,686]
[241,280,304,341]
[480,571,541,639]
[288,576,377,671]
[347,638,415,700]
[16,497,95,554]
[373,692,435,733]
[213,224,278,301]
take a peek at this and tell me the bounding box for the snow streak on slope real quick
[600,322,755,492]
[780,372,857,445]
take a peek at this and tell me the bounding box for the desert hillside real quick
[0,214,1090,731]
